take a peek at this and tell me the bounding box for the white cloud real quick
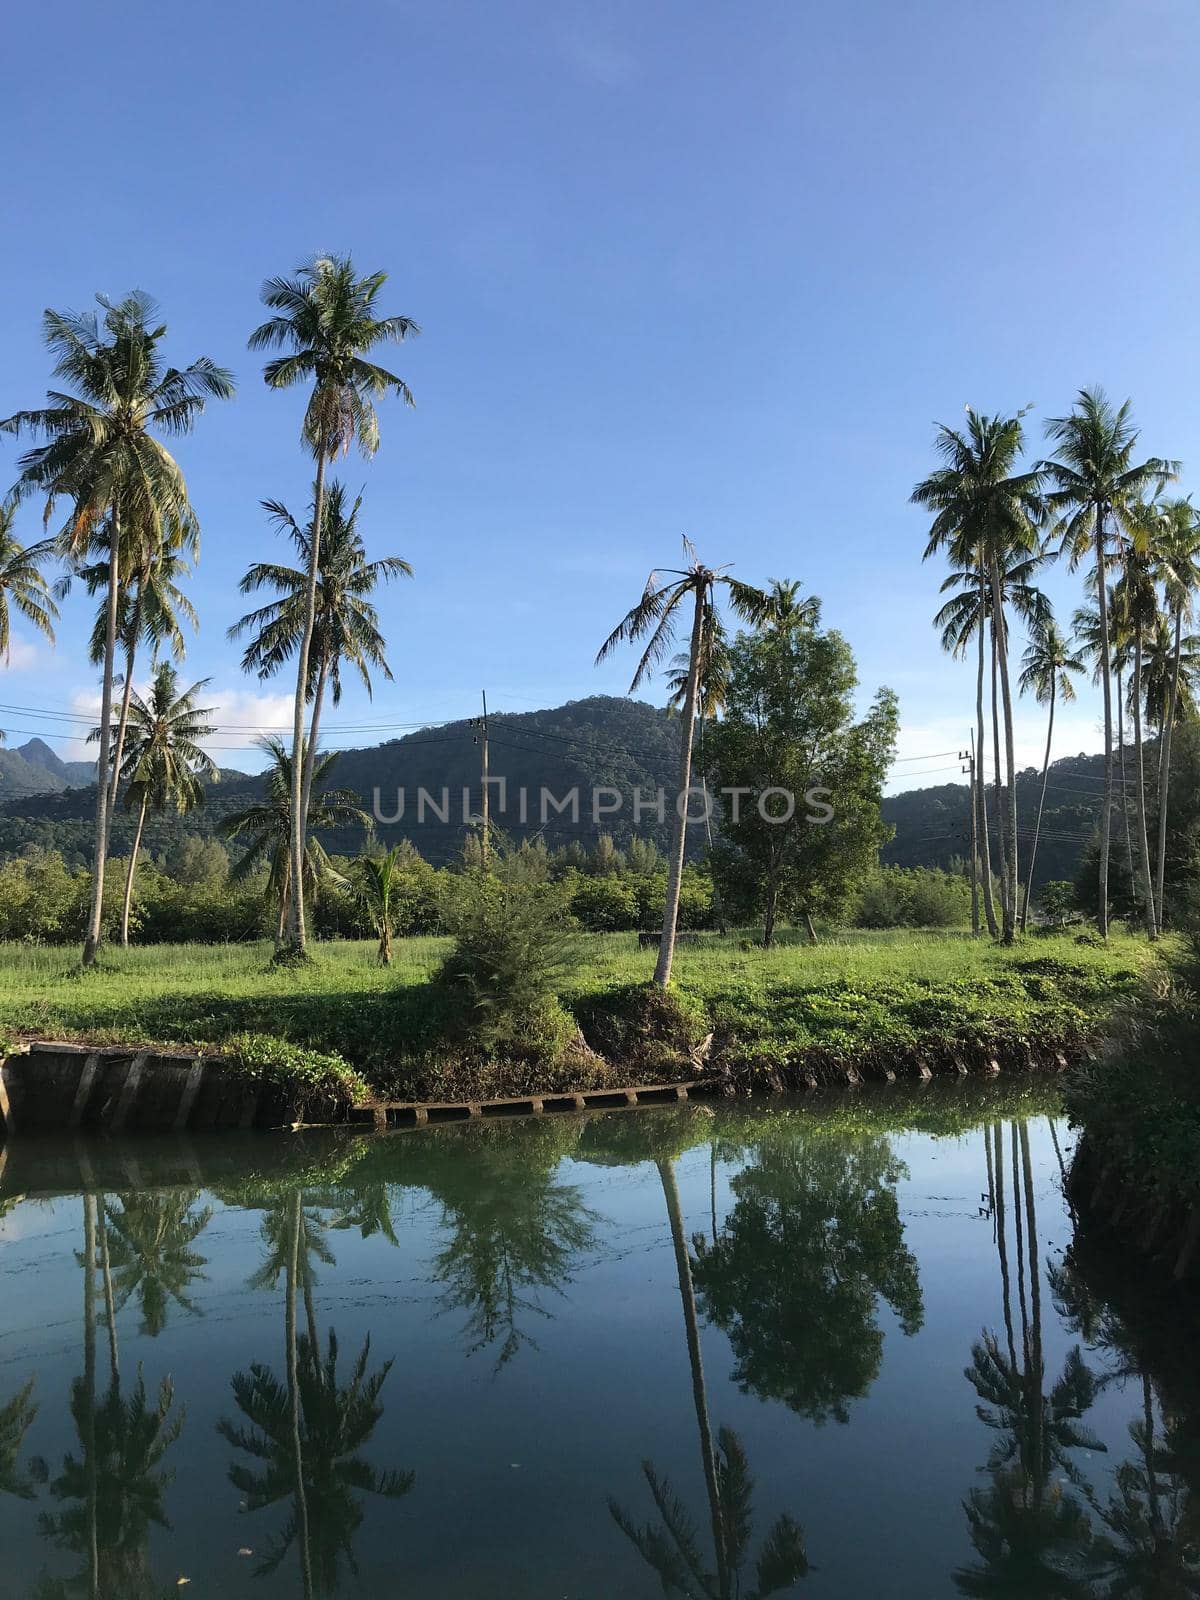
[63,683,297,768]
[3,638,40,672]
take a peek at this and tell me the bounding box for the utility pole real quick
[479,690,490,866]
[962,737,979,938]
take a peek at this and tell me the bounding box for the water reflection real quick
[1,1092,1198,1598]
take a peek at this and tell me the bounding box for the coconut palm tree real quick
[1041,390,1177,936]
[1072,594,1138,891]
[1113,521,1164,937]
[222,737,368,945]
[762,576,821,631]
[1151,497,1200,926]
[0,1378,38,1500]
[597,540,768,986]
[1018,619,1085,931]
[97,664,217,947]
[0,497,58,661]
[1,292,233,966]
[106,1192,212,1337]
[248,257,417,961]
[229,480,411,841]
[65,511,200,822]
[913,410,1045,943]
[353,845,403,965]
[667,607,732,933]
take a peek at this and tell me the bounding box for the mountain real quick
[0,695,1113,886]
[0,738,96,799]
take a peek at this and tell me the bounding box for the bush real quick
[437,852,580,1060]
[854,866,971,929]
[575,983,709,1078]
[569,874,640,932]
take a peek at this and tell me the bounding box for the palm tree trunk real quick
[1021,679,1056,933]
[1154,608,1183,927]
[106,623,139,826]
[1018,1122,1044,1496]
[1132,624,1158,938]
[1117,668,1135,889]
[1095,509,1113,937]
[97,1198,120,1383]
[286,453,328,957]
[990,621,1011,934]
[990,563,1019,942]
[697,714,726,936]
[976,578,999,938]
[658,1158,727,1597]
[286,1194,314,1600]
[298,652,329,848]
[119,792,149,948]
[83,509,121,967]
[655,587,705,988]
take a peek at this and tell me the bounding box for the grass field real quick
[0,926,1166,1097]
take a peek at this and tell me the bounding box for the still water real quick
[1,1082,1196,1598]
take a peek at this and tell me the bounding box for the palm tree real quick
[222,737,368,945]
[913,410,1045,943]
[0,497,58,660]
[1018,619,1084,931]
[65,511,200,823]
[597,539,768,985]
[1113,517,1163,937]
[0,1378,38,1500]
[1151,497,1200,926]
[106,1192,212,1337]
[763,576,821,630]
[1,291,233,966]
[1072,594,1138,891]
[667,606,732,934]
[248,256,417,961]
[354,844,403,965]
[97,664,217,947]
[1041,389,1177,935]
[229,480,411,842]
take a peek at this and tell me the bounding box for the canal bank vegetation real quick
[0,919,1163,1109]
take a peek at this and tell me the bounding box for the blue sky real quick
[2,0,1198,789]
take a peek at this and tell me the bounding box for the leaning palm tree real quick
[1040,390,1177,935]
[1151,497,1200,926]
[597,541,768,986]
[0,497,58,660]
[248,257,417,961]
[229,480,411,840]
[222,737,368,945]
[353,845,403,965]
[97,664,217,946]
[1018,618,1084,931]
[913,410,1044,943]
[1,291,233,966]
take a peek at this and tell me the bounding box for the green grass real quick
[0,926,1167,1099]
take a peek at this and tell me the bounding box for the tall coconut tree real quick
[935,547,1052,937]
[222,737,368,945]
[1151,497,1200,926]
[99,664,217,946]
[1018,618,1084,931]
[1,292,233,966]
[1040,390,1177,936]
[1072,594,1137,890]
[66,513,200,820]
[1113,520,1164,937]
[914,411,1045,943]
[667,605,732,933]
[229,480,411,846]
[248,257,417,961]
[0,496,58,661]
[597,541,768,986]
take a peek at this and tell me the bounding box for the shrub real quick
[569,874,639,932]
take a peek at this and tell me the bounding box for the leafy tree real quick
[1,291,233,966]
[1041,389,1177,935]
[249,256,417,960]
[0,496,58,662]
[597,539,768,985]
[1019,618,1085,931]
[1152,496,1200,925]
[707,616,897,945]
[1039,881,1076,928]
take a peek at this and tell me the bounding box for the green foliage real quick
[854,865,972,929]
[437,850,580,1060]
[222,1031,368,1112]
[1039,880,1077,927]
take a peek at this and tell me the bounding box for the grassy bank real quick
[0,927,1164,1103]
[1065,935,1200,1277]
